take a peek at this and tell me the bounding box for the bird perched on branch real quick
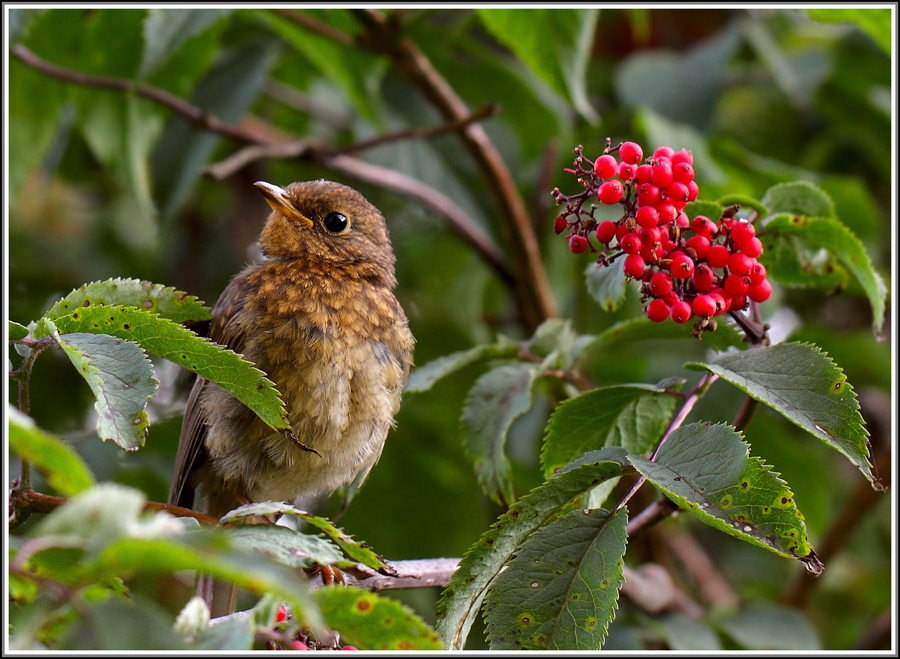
[168,180,414,615]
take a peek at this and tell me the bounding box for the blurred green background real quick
[7,7,893,650]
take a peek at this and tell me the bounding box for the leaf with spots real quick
[436,447,631,650]
[540,382,681,477]
[404,340,520,394]
[44,322,158,450]
[686,342,875,484]
[760,214,886,334]
[219,501,391,574]
[315,587,444,650]
[461,362,541,505]
[628,422,822,574]
[32,305,289,433]
[43,278,212,324]
[484,507,627,650]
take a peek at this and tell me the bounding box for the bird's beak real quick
[254,181,314,229]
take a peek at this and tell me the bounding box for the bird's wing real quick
[167,276,251,509]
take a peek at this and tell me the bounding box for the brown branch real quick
[11,44,275,146]
[271,8,356,46]
[665,528,741,611]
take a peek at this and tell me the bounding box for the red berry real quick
[653,146,675,160]
[342,646,360,651]
[655,201,677,225]
[672,162,695,184]
[741,236,764,258]
[692,294,717,318]
[686,180,700,202]
[730,221,756,247]
[619,141,643,165]
[649,271,673,296]
[728,252,754,277]
[553,216,568,234]
[598,180,624,204]
[662,290,679,306]
[724,274,751,297]
[675,213,690,228]
[691,216,717,239]
[646,298,670,322]
[637,183,661,206]
[276,606,287,623]
[692,264,715,292]
[635,205,659,228]
[617,162,637,181]
[747,279,773,303]
[641,243,662,263]
[619,232,642,254]
[615,223,630,241]
[624,253,646,278]
[669,251,695,279]
[709,289,729,315]
[670,300,693,324]
[685,235,710,259]
[292,641,309,651]
[729,294,748,311]
[663,181,690,205]
[639,226,661,245]
[662,239,677,253]
[569,235,588,254]
[670,149,694,166]
[635,164,652,184]
[706,244,730,269]
[748,262,767,287]
[594,154,618,179]
[596,220,617,244]
[650,161,674,188]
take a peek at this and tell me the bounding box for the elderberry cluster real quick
[552,139,771,333]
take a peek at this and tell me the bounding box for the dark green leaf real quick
[484,507,627,650]
[585,259,626,312]
[405,340,520,394]
[475,9,600,122]
[715,603,821,650]
[226,525,346,569]
[686,342,875,483]
[683,200,725,222]
[436,447,631,650]
[757,217,848,292]
[9,320,30,340]
[461,362,539,504]
[43,278,212,324]
[628,423,822,572]
[48,327,158,450]
[819,175,881,240]
[541,383,679,476]
[760,181,835,219]
[715,194,769,218]
[761,214,886,334]
[8,407,96,496]
[315,587,444,650]
[32,305,290,433]
[577,316,747,357]
[139,8,232,79]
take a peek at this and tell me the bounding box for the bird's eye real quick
[322,212,350,235]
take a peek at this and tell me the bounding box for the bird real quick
[168,179,414,615]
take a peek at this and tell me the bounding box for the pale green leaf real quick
[585,259,626,312]
[9,320,30,340]
[715,603,821,650]
[139,8,232,79]
[761,181,835,219]
[226,525,347,569]
[405,341,520,394]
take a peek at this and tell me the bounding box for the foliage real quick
[7,6,892,652]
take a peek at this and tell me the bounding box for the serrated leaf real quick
[577,316,747,359]
[757,219,848,292]
[761,181,835,219]
[8,407,96,496]
[476,9,600,122]
[461,362,540,504]
[44,278,212,324]
[628,422,822,572]
[47,324,158,450]
[541,383,680,477]
[683,200,725,222]
[484,507,627,650]
[220,502,389,574]
[714,603,821,650]
[686,342,874,483]
[716,194,769,218]
[405,341,520,394]
[585,260,626,312]
[9,320,30,340]
[436,447,631,650]
[226,525,346,569]
[315,587,444,650]
[32,305,290,432]
[139,8,232,79]
[761,214,886,334]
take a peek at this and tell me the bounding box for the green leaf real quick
[315,587,444,650]
[226,525,347,570]
[682,200,725,222]
[636,109,728,184]
[436,447,631,650]
[9,320,30,340]
[585,260,626,312]
[686,342,875,484]
[47,325,158,450]
[476,9,600,122]
[807,7,891,56]
[761,214,886,334]
[44,278,212,326]
[577,316,747,358]
[541,383,680,477]
[757,216,848,292]
[461,362,539,504]
[405,341,520,394]
[760,181,835,219]
[628,422,822,573]
[32,305,289,432]
[716,194,769,218]
[8,406,96,496]
[659,613,723,651]
[60,595,188,650]
[526,318,580,368]
[220,502,389,574]
[484,507,627,650]
[193,613,254,650]
[139,8,232,79]
[714,603,821,650]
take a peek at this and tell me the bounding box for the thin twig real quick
[625,496,678,540]
[732,395,760,432]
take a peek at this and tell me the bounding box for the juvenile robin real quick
[168,180,414,613]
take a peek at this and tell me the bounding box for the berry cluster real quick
[552,139,771,333]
